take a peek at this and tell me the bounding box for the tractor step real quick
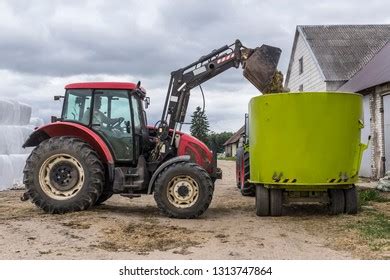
[113,158,147,194]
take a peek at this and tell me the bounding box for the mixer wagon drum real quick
[248,92,367,216]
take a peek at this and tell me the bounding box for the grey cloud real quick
[0,0,389,132]
[0,0,292,80]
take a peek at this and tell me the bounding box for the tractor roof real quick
[65,82,138,90]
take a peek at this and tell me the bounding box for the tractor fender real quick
[23,122,115,181]
[147,155,190,194]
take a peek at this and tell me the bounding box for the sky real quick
[0,0,389,132]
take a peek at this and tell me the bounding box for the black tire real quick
[328,189,345,215]
[153,162,214,219]
[23,137,104,214]
[95,190,113,205]
[270,189,283,216]
[255,184,269,216]
[240,151,255,196]
[344,186,358,214]
[95,177,113,206]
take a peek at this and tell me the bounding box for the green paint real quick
[248,92,367,189]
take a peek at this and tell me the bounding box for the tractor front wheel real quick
[23,137,104,214]
[153,162,214,218]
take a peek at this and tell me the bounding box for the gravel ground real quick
[0,160,388,259]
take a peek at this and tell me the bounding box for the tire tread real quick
[153,162,214,219]
[23,136,104,214]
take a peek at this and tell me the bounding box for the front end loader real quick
[22,40,281,218]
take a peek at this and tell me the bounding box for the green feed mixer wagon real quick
[236,92,368,216]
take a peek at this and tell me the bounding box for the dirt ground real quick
[0,160,389,260]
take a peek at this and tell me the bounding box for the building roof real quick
[223,126,244,146]
[339,41,390,92]
[286,25,390,84]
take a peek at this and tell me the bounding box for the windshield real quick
[62,89,92,125]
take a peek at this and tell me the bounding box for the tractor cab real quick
[61,82,147,163]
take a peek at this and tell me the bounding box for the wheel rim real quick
[167,175,199,208]
[39,153,85,200]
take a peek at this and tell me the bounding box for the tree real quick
[262,70,289,94]
[190,106,210,144]
[207,131,233,153]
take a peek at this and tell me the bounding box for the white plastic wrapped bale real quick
[30,117,45,128]
[0,126,33,154]
[0,154,29,190]
[0,99,32,125]
[0,99,36,190]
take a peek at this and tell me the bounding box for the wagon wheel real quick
[270,188,283,216]
[255,184,269,216]
[329,189,345,215]
[344,185,358,214]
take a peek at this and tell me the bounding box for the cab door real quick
[91,90,134,162]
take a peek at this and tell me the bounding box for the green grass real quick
[346,189,390,251]
[348,212,390,251]
[357,213,390,239]
[359,189,390,206]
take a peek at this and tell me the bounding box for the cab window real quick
[62,89,92,125]
[131,95,142,131]
[92,90,133,161]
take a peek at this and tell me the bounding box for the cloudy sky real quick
[0,0,389,132]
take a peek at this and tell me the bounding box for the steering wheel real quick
[108,117,124,130]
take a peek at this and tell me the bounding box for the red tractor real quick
[22,40,281,218]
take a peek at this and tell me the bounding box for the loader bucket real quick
[243,45,282,92]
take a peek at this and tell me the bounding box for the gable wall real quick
[286,33,326,92]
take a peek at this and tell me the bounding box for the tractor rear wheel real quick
[153,162,214,219]
[23,137,104,214]
[344,186,358,214]
[328,189,345,215]
[95,189,113,205]
[255,184,269,216]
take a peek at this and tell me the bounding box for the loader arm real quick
[159,39,281,135]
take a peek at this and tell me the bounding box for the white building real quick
[285,25,390,179]
[223,126,244,157]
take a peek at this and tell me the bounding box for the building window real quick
[299,84,303,92]
[299,57,303,74]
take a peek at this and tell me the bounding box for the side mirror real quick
[54,95,64,101]
[144,97,150,109]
